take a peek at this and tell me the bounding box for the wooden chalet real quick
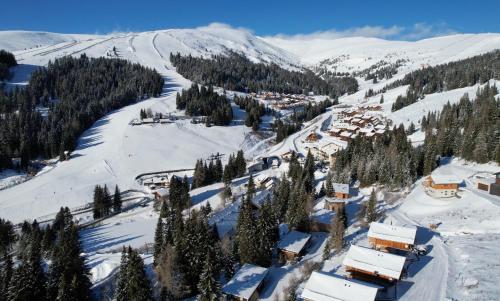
[367,222,417,252]
[343,245,407,285]
[332,183,350,199]
[305,132,320,143]
[324,197,346,211]
[301,272,379,301]
[222,264,268,301]
[477,172,500,196]
[153,188,169,201]
[280,150,295,161]
[277,230,311,262]
[423,175,461,198]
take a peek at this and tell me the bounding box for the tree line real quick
[421,84,499,164]
[0,54,164,170]
[176,83,233,126]
[170,51,358,97]
[233,95,268,131]
[0,207,92,301]
[0,49,17,81]
[92,184,122,219]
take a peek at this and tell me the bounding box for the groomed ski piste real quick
[1,24,500,299]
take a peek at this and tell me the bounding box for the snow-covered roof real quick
[325,197,347,204]
[368,222,417,245]
[430,175,462,185]
[277,230,311,254]
[340,132,352,138]
[301,272,378,301]
[155,188,168,197]
[343,245,406,280]
[222,263,268,299]
[332,183,349,194]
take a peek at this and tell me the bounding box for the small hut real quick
[277,230,311,262]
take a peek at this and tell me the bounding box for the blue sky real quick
[2,0,499,40]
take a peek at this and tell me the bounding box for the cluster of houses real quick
[299,133,348,167]
[250,91,314,111]
[220,182,354,300]
[220,220,420,301]
[328,106,388,142]
[301,221,419,301]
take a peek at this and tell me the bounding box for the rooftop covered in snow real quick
[368,222,417,245]
[277,230,311,254]
[429,175,462,185]
[343,245,406,280]
[301,272,379,301]
[332,183,349,194]
[222,263,268,300]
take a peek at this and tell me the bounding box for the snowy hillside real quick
[264,33,500,73]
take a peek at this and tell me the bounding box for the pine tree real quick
[197,252,221,301]
[366,190,377,223]
[256,201,279,267]
[235,150,246,177]
[113,185,122,213]
[115,247,129,301]
[325,172,335,197]
[153,216,164,266]
[93,185,103,219]
[102,185,112,217]
[0,253,13,301]
[247,174,256,199]
[236,195,258,265]
[126,248,153,301]
[8,235,46,301]
[332,214,345,252]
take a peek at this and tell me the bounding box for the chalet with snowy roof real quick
[329,128,342,137]
[222,263,268,301]
[301,272,379,301]
[280,150,295,161]
[339,132,352,141]
[277,230,311,262]
[305,132,320,143]
[319,142,346,166]
[153,188,169,201]
[346,125,360,133]
[332,183,350,199]
[368,222,417,252]
[324,197,347,212]
[141,118,155,124]
[477,172,500,196]
[343,245,407,284]
[143,176,170,189]
[423,175,462,198]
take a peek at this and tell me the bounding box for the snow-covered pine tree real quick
[197,252,221,301]
[366,190,377,223]
[113,185,122,213]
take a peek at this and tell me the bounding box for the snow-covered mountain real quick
[263,33,500,73]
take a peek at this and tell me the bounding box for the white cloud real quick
[265,23,458,41]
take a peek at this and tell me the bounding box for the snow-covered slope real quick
[263,33,500,72]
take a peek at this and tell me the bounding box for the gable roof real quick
[332,183,349,194]
[343,245,406,280]
[301,272,378,301]
[222,263,268,299]
[430,175,462,185]
[277,230,311,254]
[367,222,417,245]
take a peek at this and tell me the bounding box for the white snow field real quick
[1,26,500,299]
